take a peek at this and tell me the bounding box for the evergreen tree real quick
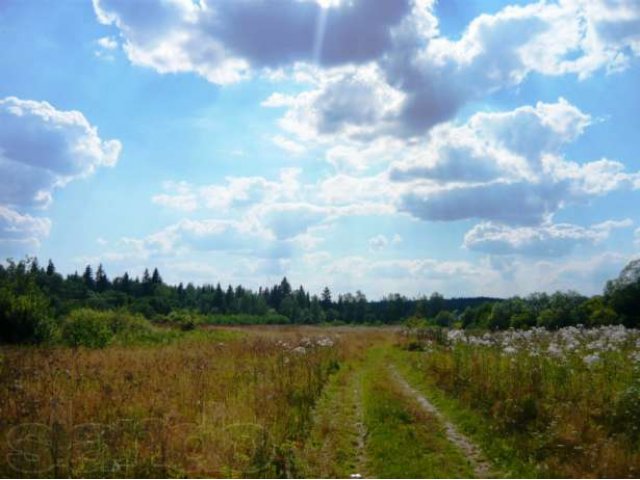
[321,286,332,309]
[82,265,95,290]
[29,258,40,275]
[280,277,292,297]
[225,285,235,313]
[141,269,152,295]
[151,268,162,285]
[119,272,131,294]
[46,260,56,276]
[95,264,110,293]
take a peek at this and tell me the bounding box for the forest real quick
[1,256,639,346]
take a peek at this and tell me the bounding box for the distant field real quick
[1,325,639,478]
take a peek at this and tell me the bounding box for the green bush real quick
[0,287,56,344]
[613,380,640,440]
[166,310,202,331]
[62,309,113,348]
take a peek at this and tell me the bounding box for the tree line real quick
[1,256,639,344]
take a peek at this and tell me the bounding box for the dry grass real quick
[397,327,640,478]
[0,326,388,478]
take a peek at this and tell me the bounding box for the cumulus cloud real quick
[0,206,52,248]
[271,135,306,155]
[256,0,640,145]
[95,36,119,59]
[95,0,640,110]
[92,0,421,84]
[368,234,388,251]
[152,167,395,240]
[0,97,121,208]
[152,168,301,212]
[392,99,640,225]
[464,219,633,256]
[152,181,199,212]
[369,234,402,252]
[98,36,118,50]
[0,97,121,246]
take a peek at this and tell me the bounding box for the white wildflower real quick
[583,353,600,367]
[316,337,334,347]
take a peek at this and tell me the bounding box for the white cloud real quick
[95,36,119,59]
[0,97,121,247]
[92,0,421,84]
[369,233,403,252]
[0,97,121,208]
[368,234,388,251]
[464,219,633,256]
[97,36,118,50]
[251,202,329,240]
[152,181,199,212]
[271,135,306,155]
[92,0,640,154]
[153,168,302,213]
[0,206,51,247]
[488,251,630,296]
[391,99,640,225]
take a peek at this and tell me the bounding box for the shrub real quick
[62,309,113,348]
[0,287,56,344]
[166,310,201,331]
[613,380,640,440]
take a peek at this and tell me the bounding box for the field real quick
[1,325,640,478]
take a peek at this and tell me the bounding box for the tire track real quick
[389,366,494,479]
[350,372,367,479]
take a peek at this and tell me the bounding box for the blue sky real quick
[1,0,639,298]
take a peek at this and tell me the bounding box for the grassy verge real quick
[390,347,544,478]
[361,348,475,478]
[297,362,365,478]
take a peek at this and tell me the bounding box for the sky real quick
[0,0,639,299]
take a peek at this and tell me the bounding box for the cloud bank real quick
[0,97,121,245]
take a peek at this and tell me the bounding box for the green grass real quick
[361,349,475,479]
[112,324,244,346]
[390,347,544,478]
[297,362,365,478]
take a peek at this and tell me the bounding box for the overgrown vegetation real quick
[396,326,640,477]
[0,327,346,478]
[361,349,475,479]
[2,257,640,346]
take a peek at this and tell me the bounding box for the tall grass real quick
[0,327,348,478]
[399,326,640,478]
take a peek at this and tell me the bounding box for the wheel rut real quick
[389,366,494,479]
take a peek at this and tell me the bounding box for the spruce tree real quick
[82,265,95,290]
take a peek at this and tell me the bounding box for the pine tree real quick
[46,260,56,276]
[82,265,95,290]
[321,286,332,309]
[117,272,131,294]
[225,285,235,313]
[151,268,162,285]
[141,269,152,295]
[95,264,110,293]
[29,258,40,275]
[280,277,292,297]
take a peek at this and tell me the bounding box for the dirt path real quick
[351,373,367,479]
[390,366,494,479]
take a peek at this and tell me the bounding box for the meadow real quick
[1,324,639,478]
